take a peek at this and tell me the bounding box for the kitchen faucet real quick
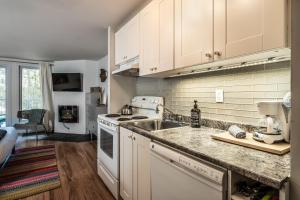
[156,104,184,123]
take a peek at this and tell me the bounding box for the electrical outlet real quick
[215,89,224,103]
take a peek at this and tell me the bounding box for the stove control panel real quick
[97,118,118,132]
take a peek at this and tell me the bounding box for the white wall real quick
[53,60,99,134]
[98,55,108,104]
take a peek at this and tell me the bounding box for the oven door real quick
[98,125,119,179]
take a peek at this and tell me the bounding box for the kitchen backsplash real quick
[136,61,291,126]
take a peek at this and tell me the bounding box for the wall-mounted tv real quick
[52,73,83,92]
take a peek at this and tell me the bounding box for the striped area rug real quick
[0,145,61,200]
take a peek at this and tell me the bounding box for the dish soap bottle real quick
[191,100,201,128]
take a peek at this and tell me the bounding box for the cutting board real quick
[211,132,290,155]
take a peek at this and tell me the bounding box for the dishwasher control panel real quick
[151,142,224,184]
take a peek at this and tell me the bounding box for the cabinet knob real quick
[133,137,136,141]
[214,51,222,57]
[154,67,157,70]
[205,53,212,58]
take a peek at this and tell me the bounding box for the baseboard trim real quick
[41,132,97,142]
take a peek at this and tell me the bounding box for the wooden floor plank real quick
[16,136,115,200]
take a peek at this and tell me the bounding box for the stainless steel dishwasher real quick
[150,142,227,200]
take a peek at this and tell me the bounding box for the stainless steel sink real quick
[129,120,188,131]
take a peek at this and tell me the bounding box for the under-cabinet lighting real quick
[167,55,290,78]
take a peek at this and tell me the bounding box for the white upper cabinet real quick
[214,0,226,61]
[115,0,288,76]
[139,0,159,76]
[263,0,287,50]
[115,15,140,65]
[175,0,214,69]
[224,0,287,58]
[140,0,174,76]
[158,0,175,73]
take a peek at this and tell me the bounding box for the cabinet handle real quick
[205,53,212,58]
[214,51,222,57]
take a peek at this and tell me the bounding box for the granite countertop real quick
[120,124,290,189]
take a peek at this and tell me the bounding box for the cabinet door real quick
[115,28,126,65]
[221,0,287,59]
[263,0,287,50]
[158,0,175,73]
[226,0,264,58]
[120,128,133,200]
[115,14,140,66]
[126,15,140,61]
[132,133,151,200]
[214,0,226,60]
[139,0,159,76]
[175,0,214,69]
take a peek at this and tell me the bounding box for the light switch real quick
[215,89,224,103]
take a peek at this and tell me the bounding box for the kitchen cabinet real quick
[139,0,174,76]
[223,0,287,58]
[175,0,214,69]
[132,133,151,200]
[213,0,226,61]
[120,127,151,200]
[117,0,288,77]
[120,128,133,200]
[139,0,159,76]
[115,14,140,65]
[158,0,175,72]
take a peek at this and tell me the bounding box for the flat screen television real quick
[52,73,83,92]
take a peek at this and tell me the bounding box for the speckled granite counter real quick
[120,124,290,189]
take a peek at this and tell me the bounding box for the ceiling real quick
[0,0,146,61]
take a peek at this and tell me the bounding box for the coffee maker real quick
[254,97,291,144]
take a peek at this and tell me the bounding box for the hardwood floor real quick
[16,136,115,200]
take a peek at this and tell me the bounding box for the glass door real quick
[0,66,7,127]
[20,66,42,110]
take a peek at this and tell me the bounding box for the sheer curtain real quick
[40,63,54,132]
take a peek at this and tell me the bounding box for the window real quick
[20,66,42,110]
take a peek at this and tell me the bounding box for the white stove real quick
[97,96,164,199]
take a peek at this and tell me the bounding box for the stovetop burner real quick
[131,116,149,120]
[117,118,132,122]
[105,114,121,118]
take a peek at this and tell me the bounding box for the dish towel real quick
[228,125,246,139]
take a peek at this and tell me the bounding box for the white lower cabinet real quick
[120,127,151,200]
